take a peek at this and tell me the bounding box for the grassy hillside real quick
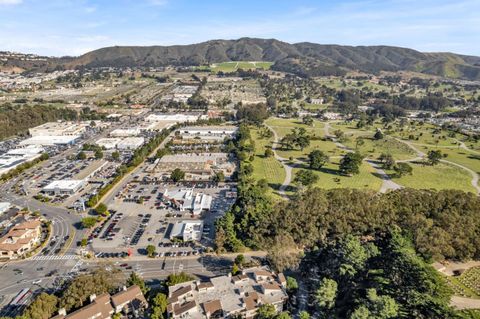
[8,38,480,80]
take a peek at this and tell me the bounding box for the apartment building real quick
[167,267,288,319]
[0,219,42,259]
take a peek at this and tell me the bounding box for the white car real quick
[33,279,42,284]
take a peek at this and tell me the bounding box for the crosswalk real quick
[31,255,78,261]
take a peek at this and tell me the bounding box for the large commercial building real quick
[117,137,145,150]
[0,146,44,176]
[177,126,238,141]
[110,128,141,137]
[29,121,89,137]
[155,153,235,181]
[167,267,288,319]
[19,135,80,146]
[162,188,212,215]
[96,137,144,150]
[0,219,42,259]
[96,138,123,150]
[143,113,207,131]
[42,180,85,196]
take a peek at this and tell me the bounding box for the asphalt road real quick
[0,121,226,312]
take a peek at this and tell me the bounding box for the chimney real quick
[89,294,97,302]
[58,308,67,316]
[122,285,127,291]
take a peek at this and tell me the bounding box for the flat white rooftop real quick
[96,138,122,149]
[0,202,11,214]
[145,114,200,122]
[110,128,141,137]
[19,135,80,146]
[43,179,84,191]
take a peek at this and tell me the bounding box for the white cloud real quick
[0,0,22,5]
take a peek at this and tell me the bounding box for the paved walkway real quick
[451,296,480,310]
[395,138,480,195]
[266,120,480,195]
[323,122,403,193]
[265,124,293,198]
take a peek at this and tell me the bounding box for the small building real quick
[168,221,204,242]
[42,180,85,196]
[0,219,41,259]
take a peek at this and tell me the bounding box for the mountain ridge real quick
[3,38,480,80]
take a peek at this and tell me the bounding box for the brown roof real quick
[14,220,41,230]
[64,294,113,319]
[232,274,248,283]
[253,269,272,277]
[202,299,222,315]
[168,285,193,303]
[262,282,282,291]
[197,281,214,290]
[173,300,197,316]
[111,285,146,308]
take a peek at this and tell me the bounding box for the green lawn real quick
[210,61,273,72]
[250,128,286,191]
[411,145,480,177]
[292,161,383,191]
[388,162,476,193]
[262,117,478,193]
[343,136,417,161]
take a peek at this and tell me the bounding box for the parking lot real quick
[17,157,119,208]
[90,179,237,257]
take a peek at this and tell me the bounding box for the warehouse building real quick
[117,137,145,150]
[177,126,238,141]
[155,153,235,181]
[42,180,85,196]
[96,138,122,150]
[0,146,44,176]
[19,135,80,146]
[110,128,141,137]
[29,121,89,137]
[143,113,207,131]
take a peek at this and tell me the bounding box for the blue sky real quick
[0,0,479,57]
